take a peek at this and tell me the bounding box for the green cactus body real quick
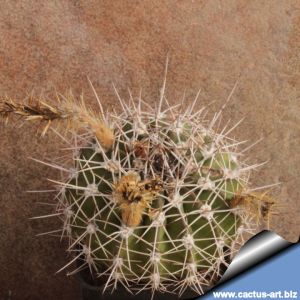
[58,99,250,297]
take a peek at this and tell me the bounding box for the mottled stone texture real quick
[0,1,299,299]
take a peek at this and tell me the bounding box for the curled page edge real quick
[218,230,299,285]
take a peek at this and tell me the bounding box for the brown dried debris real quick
[0,96,114,151]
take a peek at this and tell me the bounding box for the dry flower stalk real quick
[0,96,114,151]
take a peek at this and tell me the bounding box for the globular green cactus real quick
[1,80,274,299]
[52,90,258,297]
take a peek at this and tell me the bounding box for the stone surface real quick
[0,1,299,299]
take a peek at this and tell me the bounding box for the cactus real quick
[0,79,276,299]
